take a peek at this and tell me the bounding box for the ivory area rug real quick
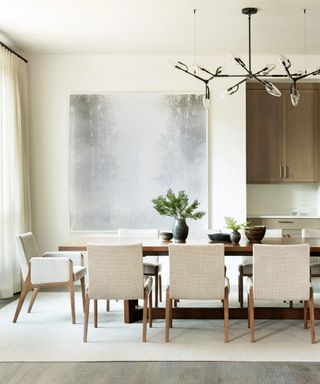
[0,292,319,362]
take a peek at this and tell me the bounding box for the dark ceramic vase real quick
[172,218,189,243]
[230,230,241,244]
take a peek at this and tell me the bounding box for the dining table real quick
[59,237,320,323]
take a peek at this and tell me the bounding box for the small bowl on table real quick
[160,231,173,241]
[245,225,266,243]
[208,233,231,242]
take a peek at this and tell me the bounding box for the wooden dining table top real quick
[58,237,320,256]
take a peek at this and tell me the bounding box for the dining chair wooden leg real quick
[106,300,110,312]
[143,289,148,342]
[13,280,31,323]
[68,282,76,324]
[165,287,170,342]
[247,293,250,329]
[224,286,229,343]
[249,286,255,343]
[27,288,39,313]
[304,300,308,329]
[80,277,85,313]
[154,269,159,308]
[169,296,173,329]
[94,300,98,328]
[159,274,162,302]
[148,289,153,328]
[309,287,316,344]
[83,291,90,342]
[238,265,244,308]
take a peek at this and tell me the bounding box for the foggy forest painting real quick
[69,93,207,231]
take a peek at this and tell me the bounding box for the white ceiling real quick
[1,0,320,55]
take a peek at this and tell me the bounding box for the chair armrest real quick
[43,251,84,266]
[30,257,73,284]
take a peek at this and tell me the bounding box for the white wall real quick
[28,54,320,284]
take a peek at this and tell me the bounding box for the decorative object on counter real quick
[160,231,173,241]
[300,205,308,216]
[224,216,249,244]
[290,208,298,216]
[208,233,231,242]
[245,225,266,243]
[152,189,205,243]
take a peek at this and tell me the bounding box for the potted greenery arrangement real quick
[152,189,205,243]
[224,216,249,244]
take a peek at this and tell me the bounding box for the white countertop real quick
[248,214,320,219]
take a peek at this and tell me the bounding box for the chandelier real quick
[168,8,320,108]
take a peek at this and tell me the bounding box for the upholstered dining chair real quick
[247,244,315,343]
[118,228,162,307]
[84,243,153,342]
[238,228,283,307]
[302,228,320,277]
[14,232,86,324]
[165,243,229,343]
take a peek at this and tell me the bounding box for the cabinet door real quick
[246,89,283,182]
[284,90,318,182]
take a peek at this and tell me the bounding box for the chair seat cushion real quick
[242,263,253,275]
[311,263,320,276]
[143,262,161,275]
[73,266,86,281]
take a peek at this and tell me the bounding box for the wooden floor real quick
[0,361,320,384]
[2,295,320,383]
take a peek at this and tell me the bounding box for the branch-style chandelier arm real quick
[174,61,210,85]
[295,68,320,81]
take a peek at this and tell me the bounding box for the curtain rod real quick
[0,41,28,63]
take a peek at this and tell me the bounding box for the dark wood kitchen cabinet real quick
[246,83,319,183]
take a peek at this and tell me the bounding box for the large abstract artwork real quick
[69,93,207,231]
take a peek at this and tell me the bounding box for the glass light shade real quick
[312,66,320,76]
[166,60,178,69]
[290,84,300,106]
[220,84,239,98]
[202,95,210,109]
[261,64,276,75]
[193,64,202,74]
[264,81,281,97]
[279,55,291,68]
[216,66,224,75]
[293,69,304,76]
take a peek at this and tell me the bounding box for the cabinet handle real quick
[279,165,283,178]
[284,165,288,178]
[278,220,294,223]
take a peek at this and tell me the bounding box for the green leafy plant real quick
[152,189,205,220]
[224,216,250,231]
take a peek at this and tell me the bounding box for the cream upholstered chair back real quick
[118,228,159,263]
[253,244,310,301]
[169,244,225,300]
[16,232,41,280]
[86,243,144,300]
[242,228,283,265]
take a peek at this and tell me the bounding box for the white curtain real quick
[0,46,31,298]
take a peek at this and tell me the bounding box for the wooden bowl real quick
[245,225,266,243]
